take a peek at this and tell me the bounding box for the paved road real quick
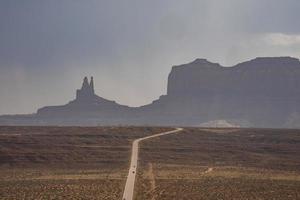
[122,128,183,200]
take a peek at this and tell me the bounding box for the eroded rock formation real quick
[143,57,300,127]
[1,57,300,127]
[36,77,129,120]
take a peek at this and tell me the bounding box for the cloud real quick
[0,0,300,114]
[263,33,300,46]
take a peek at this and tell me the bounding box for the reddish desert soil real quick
[0,126,171,200]
[136,128,300,200]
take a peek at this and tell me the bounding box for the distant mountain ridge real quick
[1,56,300,128]
[150,56,300,128]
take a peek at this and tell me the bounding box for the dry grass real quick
[0,126,171,199]
[2,127,300,199]
[0,168,126,200]
[136,128,300,200]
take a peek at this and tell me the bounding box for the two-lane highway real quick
[122,128,183,200]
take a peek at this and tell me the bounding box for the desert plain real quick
[0,126,299,200]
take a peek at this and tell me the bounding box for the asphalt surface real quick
[122,128,183,200]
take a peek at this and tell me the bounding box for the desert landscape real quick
[0,126,170,199]
[1,1,300,200]
[0,127,299,199]
[136,128,300,200]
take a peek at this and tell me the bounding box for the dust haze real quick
[1,0,300,114]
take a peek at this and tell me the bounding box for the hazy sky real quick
[1,0,300,114]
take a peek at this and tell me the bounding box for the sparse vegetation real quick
[1,127,299,199]
[0,126,170,199]
[136,128,300,200]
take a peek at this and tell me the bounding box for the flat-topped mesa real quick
[249,56,300,65]
[7,56,300,128]
[234,57,300,70]
[76,76,95,101]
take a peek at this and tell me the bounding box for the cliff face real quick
[151,57,300,127]
[1,57,300,127]
[168,57,300,98]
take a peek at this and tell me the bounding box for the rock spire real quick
[76,76,95,101]
[90,76,94,94]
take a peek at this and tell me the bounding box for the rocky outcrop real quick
[36,77,129,120]
[144,57,300,127]
[1,57,300,127]
[76,76,95,102]
[167,57,300,98]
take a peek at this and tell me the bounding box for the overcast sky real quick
[1,0,300,114]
